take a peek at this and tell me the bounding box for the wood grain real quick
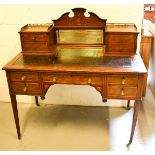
[2,8,147,145]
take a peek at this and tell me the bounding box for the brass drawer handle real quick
[122,77,126,84]
[23,86,27,92]
[21,75,26,81]
[88,78,91,84]
[53,77,56,82]
[121,88,125,96]
[32,36,35,41]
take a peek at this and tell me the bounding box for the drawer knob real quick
[88,78,91,84]
[121,89,125,96]
[21,75,26,81]
[53,77,56,82]
[23,86,27,92]
[32,36,35,40]
[122,77,126,84]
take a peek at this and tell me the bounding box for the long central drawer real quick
[42,73,102,86]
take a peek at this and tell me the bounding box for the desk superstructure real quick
[2,8,146,146]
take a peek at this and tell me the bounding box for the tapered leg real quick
[127,100,141,147]
[127,100,130,110]
[35,96,40,106]
[10,94,21,139]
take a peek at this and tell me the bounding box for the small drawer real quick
[107,75,138,85]
[21,33,49,42]
[106,43,135,53]
[107,86,137,99]
[10,72,39,82]
[11,82,41,94]
[22,42,49,51]
[42,73,102,86]
[105,34,136,44]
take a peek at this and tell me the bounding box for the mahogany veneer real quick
[2,8,146,146]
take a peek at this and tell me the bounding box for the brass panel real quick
[57,47,104,60]
[56,30,104,44]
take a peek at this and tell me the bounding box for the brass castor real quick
[102,99,107,102]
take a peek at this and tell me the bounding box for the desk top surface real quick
[3,47,147,74]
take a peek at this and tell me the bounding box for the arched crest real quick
[53,8,107,28]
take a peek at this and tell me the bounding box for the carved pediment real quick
[53,8,106,28]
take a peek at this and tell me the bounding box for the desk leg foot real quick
[102,99,107,102]
[126,140,132,147]
[41,96,45,100]
[127,100,130,110]
[10,94,21,140]
[18,133,21,140]
[128,100,141,146]
[35,96,40,106]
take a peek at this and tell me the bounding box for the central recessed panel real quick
[56,29,104,44]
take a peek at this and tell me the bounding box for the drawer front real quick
[107,86,137,99]
[22,42,49,51]
[106,43,135,53]
[105,34,136,44]
[107,75,138,85]
[21,33,49,42]
[42,73,102,86]
[10,72,39,82]
[11,82,41,94]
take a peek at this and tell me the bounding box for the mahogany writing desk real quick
[2,8,146,146]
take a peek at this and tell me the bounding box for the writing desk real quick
[2,8,146,146]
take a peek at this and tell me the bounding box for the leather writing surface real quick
[14,54,132,68]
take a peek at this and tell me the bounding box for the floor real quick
[0,86,155,151]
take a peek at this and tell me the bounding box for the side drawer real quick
[21,42,49,51]
[107,86,137,99]
[10,72,39,82]
[20,33,49,42]
[106,43,135,53]
[105,34,136,44]
[11,82,41,94]
[107,75,138,85]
